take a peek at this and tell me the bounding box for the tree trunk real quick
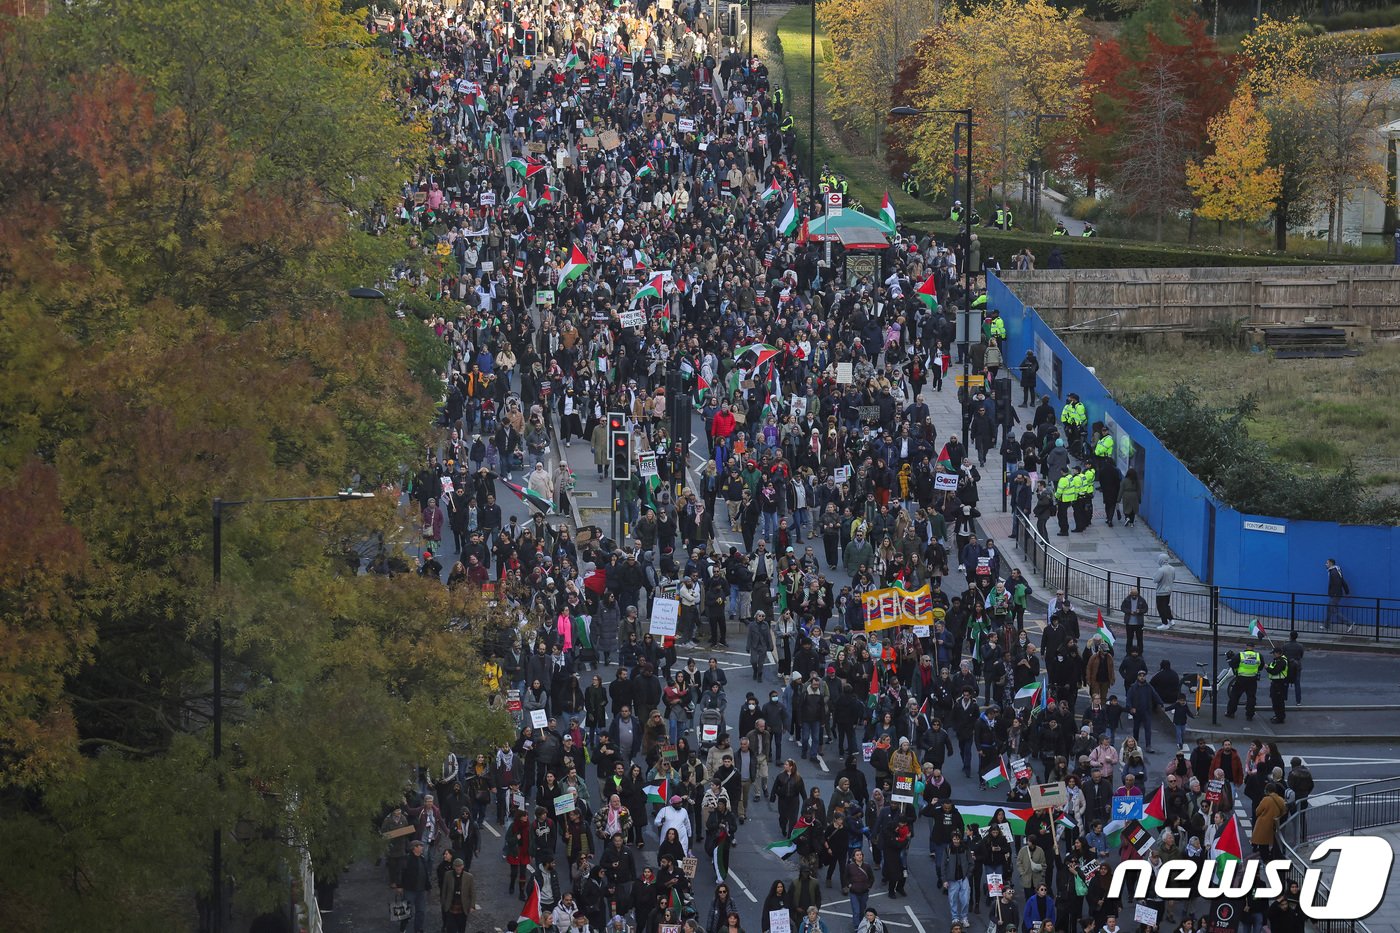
[1154,208,1163,242]
[1274,204,1288,252]
[1188,211,1197,244]
[1239,219,1246,248]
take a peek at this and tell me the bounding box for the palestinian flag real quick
[1142,785,1167,829]
[507,185,529,207]
[1211,815,1243,875]
[506,157,531,176]
[557,244,590,291]
[1095,610,1116,649]
[631,275,664,307]
[667,202,677,221]
[668,889,683,914]
[498,477,557,515]
[866,663,880,710]
[733,343,779,371]
[644,778,670,804]
[982,756,1011,788]
[1015,682,1042,705]
[563,50,583,69]
[1056,812,1077,832]
[517,881,543,933]
[777,191,800,237]
[712,832,730,881]
[957,805,1035,837]
[760,178,782,202]
[571,613,593,650]
[879,191,897,233]
[535,186,559,208]
[1249,619,1266,640]
[636,161,654,179]
[765,823,809,859]
[916,274,939,310]
[476,93,490,113]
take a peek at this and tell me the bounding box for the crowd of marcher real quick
[367,3,1317,933]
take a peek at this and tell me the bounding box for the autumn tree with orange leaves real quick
[0,2,510,929]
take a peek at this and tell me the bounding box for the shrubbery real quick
[1123,385,1400,524]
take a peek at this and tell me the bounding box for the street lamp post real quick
[207,490,374,933]
[1027,112,1066,233]
[808,0,816,185]
[890,105,974,451]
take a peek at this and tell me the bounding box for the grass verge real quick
[1068,338,1400,501]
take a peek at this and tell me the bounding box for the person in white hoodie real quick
[1153,553,1176,630]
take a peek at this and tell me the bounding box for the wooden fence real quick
[998,266,1400,337]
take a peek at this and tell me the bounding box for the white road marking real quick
[905,905,928,933]
[818,756,830,772]
[819,906,911,928]
[730,871,759,902]
[483,821,501,838]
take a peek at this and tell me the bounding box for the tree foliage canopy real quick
[0,1,511,928]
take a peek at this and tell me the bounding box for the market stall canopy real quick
[806,210,892,244]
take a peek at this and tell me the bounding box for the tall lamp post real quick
[808,0,816,185]
[890,106,974,450]
[1027,112,1066,233]
[207,490,374,932]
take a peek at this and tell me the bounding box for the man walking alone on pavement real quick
[1153,554,1175,630]
[1324,558,1352,632]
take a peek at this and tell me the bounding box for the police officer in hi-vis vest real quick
[1226,645,1263,721]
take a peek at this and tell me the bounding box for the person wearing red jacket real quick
[710,403,737,448]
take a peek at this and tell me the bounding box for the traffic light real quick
[608,411,626,436]
[611,431,633,481]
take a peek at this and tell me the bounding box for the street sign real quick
[825,191,843,217]
[955,373,986,388]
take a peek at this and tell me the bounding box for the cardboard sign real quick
[637,451,658,477]
[1029,781,1067,810]
[833,466,850,485]
[382,824,417,840]
[650,597,680,638]
[835,362,854,384]
[529,708,549,729]
[599,130,621,150]
[618,309,646,328]
[681,858,697,879]
[1122,819,1156,857]
[528,141,547,153]
[1135,905,1159,928]
[892,774,916,804]
[986,873,1003,897]
[863,585,936,631]
[580,136,601,150]
[554,793,577,815]
[769,912,791,933]
[662,926,682,933]
[934,472,960,492]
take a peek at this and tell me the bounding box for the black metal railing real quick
[1274,777,1400,933]
[1009,510,1400,642]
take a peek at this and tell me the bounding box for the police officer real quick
[1082,222,1097,238]
[1074,464,1096,532]
[772,85,785,115]
[950,200,964,223]
[1056,468,1077,537]
[1052,221,1068,236]
[1266,648,1291,724]
[1226,645,1263,721]
[1093,426,1115,466]
[780,113,794,134]
[1061,394,1087,454]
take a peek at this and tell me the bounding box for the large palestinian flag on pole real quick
[558,244,590,291]
[517,881,543,933]
[777,191,799,237]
